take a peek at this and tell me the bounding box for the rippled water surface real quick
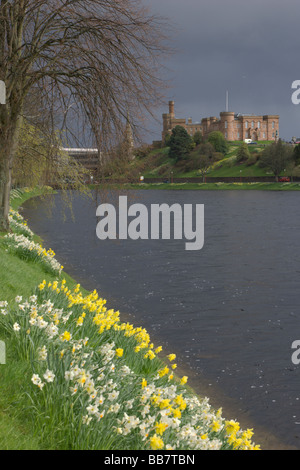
[23,189,300,449]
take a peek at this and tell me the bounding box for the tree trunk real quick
[0,152,10,231]
[0,113,23,232]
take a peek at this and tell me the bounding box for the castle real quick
[162,101,279,143]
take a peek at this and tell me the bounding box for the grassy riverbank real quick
[96,181,300,191]
[0,187,261,450]
[0,187,83,449]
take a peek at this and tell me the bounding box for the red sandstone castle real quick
[162,101,279,143]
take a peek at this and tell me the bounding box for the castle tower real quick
[162,101,176,142]
[169,100,175,118]
[220,111,235,140]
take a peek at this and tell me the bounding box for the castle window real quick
[225,121,228,129]
[258,121,261,129]
[263,132,266,139]
[251,121,254,128]
[272,121,275,129]
[237,132,240,139]
[225,131,228,139]
[245,121,248,129]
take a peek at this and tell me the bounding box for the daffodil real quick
[141,378,147,389]
[150,434,164,450]
[173,408,181,419]
[158,366,169,378]
[115,348,124,358]
[225,420,240,435]
[211,420,221,433]
[43,370,55,383]
[31,374,41,385]
[60,331,72,342]
[144,350,155,360]
[76,316,84,327]
[167,354,176,362]
[155,422,168,436]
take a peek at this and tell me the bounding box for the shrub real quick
[245,153,259,166]
[169,126,193,162]
[236,143,250,163]
[207,131,229,155]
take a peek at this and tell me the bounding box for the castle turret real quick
[220,111,235,140]
[169,100,175,118]
[162,101,176,142]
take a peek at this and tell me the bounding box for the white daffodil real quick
[13,322,20,331]
[43,369,55,383]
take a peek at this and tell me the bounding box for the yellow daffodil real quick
[225,420,240,435]
[150,434,164,450]
[76,316,84,326]
[60,331,72,342]
[173,408,181,419]
[115,348,124,357]
[167,353,176,361]
[180,376,188,385]
[144,350,155,360]
[158,366,169,378]
[155,422,168,436]
[211,421,221,433]
[141,378,147,389]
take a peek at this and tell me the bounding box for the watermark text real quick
[96,196,204,251]
[291,340,300,365]
[0,340,6,364]
[291,80,300,105]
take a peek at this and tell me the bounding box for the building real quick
[162,101,279,143]
[61,148,100,172]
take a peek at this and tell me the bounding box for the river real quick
[22,188,300,450]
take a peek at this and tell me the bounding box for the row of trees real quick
[259,140,298,180]
[166,126,229,181]
[0,0,169,231]
[167,126,229,160]
[234,139,300,180]
[166,125,300,181]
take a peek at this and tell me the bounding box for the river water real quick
[23,189,300,450]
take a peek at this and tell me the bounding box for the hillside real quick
[133,141,277,180]
[101,140,294,182]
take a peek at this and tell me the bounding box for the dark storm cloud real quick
[144,0,300,140]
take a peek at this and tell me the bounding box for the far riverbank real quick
[91,181,300,191]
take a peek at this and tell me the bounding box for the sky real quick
[143,0,300,143]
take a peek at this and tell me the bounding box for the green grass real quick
[102,182,300,191]
[206,163,270,178]
[131,142,278,180]
[0,359,42,450]
[0,187,79,450]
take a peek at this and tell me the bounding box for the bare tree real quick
[0,0,169,230]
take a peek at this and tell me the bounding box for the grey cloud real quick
[144,0,300,140]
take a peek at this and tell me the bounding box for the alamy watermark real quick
[291,340,300,365]
[96,196,204,251]
[0,340,6,365]
[291,81,300,105]
[0,80,6,105]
